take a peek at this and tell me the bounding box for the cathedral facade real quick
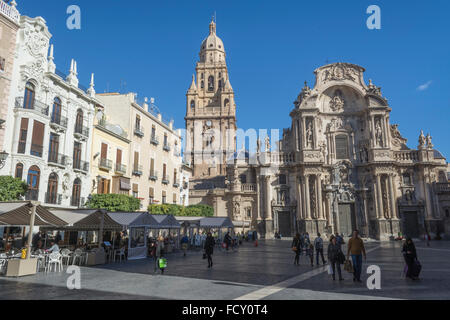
[186,22,450,240]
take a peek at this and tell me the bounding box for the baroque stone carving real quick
[367,79,382,96]
[390,124,408,148]
[23,24,49,58]
[322,63,358,83]
[329,90,345,112]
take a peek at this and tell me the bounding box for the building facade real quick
[186,23,449,240]
[96,93,183,209]
[0,14,101,209]
[0,0,20,156]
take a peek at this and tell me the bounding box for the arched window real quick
[201,81,204,89]
[190,100,195,111]
[335,135,349,160]
[75,109,83,134]
[224,99,230,108]
[240,174,247,184]
[15,163,23,179]
[46,173,59,204]
[52,97,62,125]
[23,82,35,109]
[208,76,215,92]
[71,178,82,207]
[27,165,40,201]
[403,172,412,185]
[218,80,222,90]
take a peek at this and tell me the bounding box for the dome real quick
[200,20,225,56]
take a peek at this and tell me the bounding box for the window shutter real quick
[116,149,122,165]
[149,187,154,197]
[31,120,44,146]
[133,183,139,193]
[101,143,108,159]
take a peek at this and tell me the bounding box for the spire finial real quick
[90,73,95,87]
[209,16,216,34]
[49,44,54,60]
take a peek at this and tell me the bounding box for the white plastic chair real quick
[61,249,72,266]
[72,249,85,265]
[114,248,126,263]
[46,252,62,273]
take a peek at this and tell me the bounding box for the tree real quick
[0,176,28,201]
[148,204,214,217]
[85,194,141,212]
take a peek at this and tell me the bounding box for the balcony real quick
[435,183,450,194]
[132,165,143,176]
[394,150,419,163]
[30,144,43,158]
[99,158,113,171]
[150,135,159,146]
[73,159,89,173]
[15,97,49,117]
[134,126,144,137]
[0,0,20,24]
[45,192,62,205]
[25,190,39,201]
[48,152,67,167]
[74,125,90,138]
[71,196,85,208]
[115,163,127,175]
[149,170,159,181]
[162,175,170,185]
[183,182,189,189]
[163,144,171,152]
[173,182,180,188]
[50,114,68,130]
[241,184,257,192]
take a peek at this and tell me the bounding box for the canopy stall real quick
[73,211,159,260]
[200,217,234,240]
[149,215,181,250]
[175,217,202,239]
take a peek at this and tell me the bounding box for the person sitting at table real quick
[47,241,60,253]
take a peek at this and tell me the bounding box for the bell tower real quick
[185,19,237,179]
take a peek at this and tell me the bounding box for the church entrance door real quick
[277,211,291,237]
[403,211,420,238]
[338,204,356,237]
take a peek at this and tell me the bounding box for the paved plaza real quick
[1,240,449,300]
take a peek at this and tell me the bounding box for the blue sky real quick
[18,0,450,158]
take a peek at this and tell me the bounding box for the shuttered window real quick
[31,120,45,157]
[18,118,28,154]
[149,187,154,204]
[101,143,108,160]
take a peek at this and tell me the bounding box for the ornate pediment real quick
[23,21,50,58]
[317,63,363,85]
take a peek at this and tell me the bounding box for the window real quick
[240,174,247,184]
[150,158,155,175]
[135,115,141,129]
[46,173,58,204]
[31,120,45,157]
[18,118,28,154]
[75,109,83,133]
[174,169,177,184]
[190,100,195,111]
[335,135,349,160]
[23,82,35,110]
[151,126,156,139]
[73,142,82,169]
[98,178,110,194]
[48,133,59,162]
[15,163,23,179]
[71,178,82,207]
[116,149,122,165]
[149,187,154,204]
[173,193,177,204]
[51,97,62,124]
[201,81,204,89]
[27,166,40,201]
[446,209,449,218]
[132,184,139,198]
[208,76,215,91]
[162,191,167,204]
[224,99,230,107]
[134,151,140,171]
[164,134,168,147]
[278,174,287,185]
[0,57,5,72]
[130,227,145,248]
[163,163,167,179]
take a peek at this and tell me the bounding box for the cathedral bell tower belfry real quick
[185,19,237,179]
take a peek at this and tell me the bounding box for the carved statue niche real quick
[329,89,345,112]
[375,118,383,147]
[265,136,271,152]
[306,119,314,149]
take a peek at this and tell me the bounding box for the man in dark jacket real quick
[402,238,419,280]
[292,234,302,265]
[224,232,232,251]
[328,236,344,281]
[204,232,215,268]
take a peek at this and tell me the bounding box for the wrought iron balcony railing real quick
[132,165,143,176]
[150,135,159,146]
[30,144,43,158]
[74,125,90,138]
[99,158,113,171]
[15,97,49,117]
[134,126,144,137]
[163,144,171,152]
[162,175,170,185]
[73,159,89,172]
[48,152,67,166]
[115,163,127,174]
[25,190,39,201]
[149,170,159,181]
[45,192,62,205]
[50,114,68,129]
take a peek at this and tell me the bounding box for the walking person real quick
[181,234,189,257]
[154,235,165,273]
[314,233,327,265]
[328,236,344,281]
[346,230,366,283]
[402,237,420,280]
[292,233,302,265]
[224,232,232,251]
[306,243,314,267]
[204,232,215,268]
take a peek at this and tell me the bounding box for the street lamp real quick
[0,151,9,169]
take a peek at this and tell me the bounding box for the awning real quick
[150,214,181,229]
[48,209,98,227]
[200,217,234,229]
[73,211,159,230]
[0,202,67,227]
[175,216,202,227]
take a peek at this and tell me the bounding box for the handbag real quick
[337,252,346,264]
[292,247,298,252]
[202,253,207,259]
[328,265,334,275]
[344,259,354,273]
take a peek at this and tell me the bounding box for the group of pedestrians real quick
[291,232,328,267]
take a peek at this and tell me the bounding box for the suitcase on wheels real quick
[411,259,422,278]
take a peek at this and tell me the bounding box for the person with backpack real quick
[314,233,327,266]
[402,237,420,280]
[292,233,302,265]
[204,232,215,268]
[328,235,345,281]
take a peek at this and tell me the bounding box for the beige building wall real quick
[0,1,19,151]
[96,93,183,209]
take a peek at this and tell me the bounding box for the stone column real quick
[256,175,262,220]
[376,174,385,220]
[302,117,306,149]
[265,176,272,220]
[296,176,302,220]
[316,175,324,220]
[326,193,333,232]
[422,172,432,219]
[304,175,311,220]
[388,174,398,219]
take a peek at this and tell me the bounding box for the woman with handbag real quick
[402,237,420,280]
[291,233,302,265]
[328,236,344,281]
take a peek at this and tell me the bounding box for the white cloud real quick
[417,80,432,91]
